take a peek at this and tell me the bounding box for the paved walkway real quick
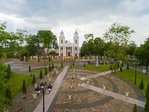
[81,83,145,108]
[33,65,69,112]
[79,70,111,80]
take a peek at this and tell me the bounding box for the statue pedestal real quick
[96,58,99,67]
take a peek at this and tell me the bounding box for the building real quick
[59,31,79,59]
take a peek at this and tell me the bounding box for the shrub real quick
[139,79,144,90]
[6,64,11,79]
[44,67,48,75]
[22,80,27,93]
[39,70,43,79]
[29,65,31,72]
[146,82,149,98]
[127,63,129,70]
[32,75,36,84]
[52,63,54,70]
[5,87,12,106]
[84,63,85,67]
[49,64,51,72]
[132,104,137,112]
[145,94,149,112]
[61,62,63,68]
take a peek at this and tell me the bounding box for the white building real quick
[59,31,79,59]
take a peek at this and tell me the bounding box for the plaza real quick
[7,60,145,112]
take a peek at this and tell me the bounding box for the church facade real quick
[59,31,79,59]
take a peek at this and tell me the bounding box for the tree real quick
[94,37,105,60]
[32,75,36,84]
[139,79,144,90]
[6,64,11,79]
[127,62,129,69]
[39,70,43,79]
[61,62,63,68]
[136,38,149,74]
[44,67,48,75]
[49,64,51,72]
[22,80,27,93]
[29,65,31,72]
[104,23,135,74]
[37,30,57,49]
[146,82,149,98]
[4,87,12,106]
[52,63,54,70]
[145,94,149,112]
[132,104,137,112]
[26,35,39,56]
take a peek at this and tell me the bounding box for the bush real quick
[139,79,144,90]
[132,104,137,112]
[49,64,51,72]
[127,63,129,70]
[145,94,149,112]
[32,75,36,84]
[22,80,27,93]
[48,57,51,62]
[44,67,48,75]
[52,63,54,70]
[110,64,112,70]
[61,62,63,68]
[146,82,149,98]
[84,63,85,67]
[120,64,122,71]
[6,64,11,79]
[5,87,12,106]
[29,65,31,72]
[39,70,43,79]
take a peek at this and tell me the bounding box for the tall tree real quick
[104,23,135,73]
[26,34,40,56]
[136,38,149,74]
[37,30,57,49]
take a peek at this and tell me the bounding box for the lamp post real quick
[35,82,52,112]
[134,61,138,84]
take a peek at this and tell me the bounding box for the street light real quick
[35,82,52,112]
[134,61,138,84]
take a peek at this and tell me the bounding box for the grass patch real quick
[84,64,110,72]
[7,72,32,97]
[117,69,149,94]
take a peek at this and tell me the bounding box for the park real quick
[0,20,149,112]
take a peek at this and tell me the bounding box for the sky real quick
[0,0,149,47]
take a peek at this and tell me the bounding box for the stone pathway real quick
[79,71,111,80]
[80,83,145,108]
[33,66,69,112]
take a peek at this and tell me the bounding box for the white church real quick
[59,31,79,59]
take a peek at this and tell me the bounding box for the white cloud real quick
[0,0,149,47]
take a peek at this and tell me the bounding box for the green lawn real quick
[117,69,149,94]
[84,64,149,94]
[7,72,32,97]
[84,64,110,72]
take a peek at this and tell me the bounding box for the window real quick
[75,47,77,50]
[61,40,63,43]
[61,53,63,56]
[61,47,63,50]
[75,40,77,43]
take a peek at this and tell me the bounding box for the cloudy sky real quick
[0,0,149,46]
